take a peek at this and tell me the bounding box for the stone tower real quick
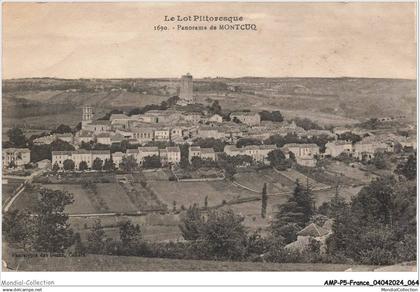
[179,73,194,105]
[82,106,93,129]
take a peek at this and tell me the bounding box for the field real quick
[3,253,380,272]
[324,160,376,184]
[148,180,256,209]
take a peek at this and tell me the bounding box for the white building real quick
[224,144,277,163]
[52,150,111,170]
[325,141,353,157]
[160,146,181,164]
[188,146,216,162]
[3,148,31,168]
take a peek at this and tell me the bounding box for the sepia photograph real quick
[1,1,417,282]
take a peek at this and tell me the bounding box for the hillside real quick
[2,77,416,128]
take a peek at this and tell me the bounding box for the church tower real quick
[82,106,93,129]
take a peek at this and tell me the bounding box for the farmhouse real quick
[230,112,261,126]
[2,148,31,168]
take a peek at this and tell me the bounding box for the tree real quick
[179,204,204,241]
[201,209,248,260]
[119,220,142,246]
[179,144,190,169]
[52,161,60,172]
[53,124,72,134]
[395,154,416,180]
[103,158,115,171]
[87,220,106,254]
[372,152,386,169]
[7,127,27,148]
[338,132,362,144]
[261,183,268,218]
[292,118,322,130]
[327,176,417,265]
[63,159,75,171]
[209,100,222,115]
[92,158,103,171]
[271,180,314,243]
[120,155,138,172]
[51,139,75,151]
[33,188,75,253]
[143,155,161,169]
[79,161,88,171]
[172,200,177,212]
[3,210,33,247]
[259,110,283,122]
[236,138,262,148]
[267,149,290,170]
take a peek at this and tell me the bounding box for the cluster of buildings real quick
[325,133,417,161]
[3,74,417,172]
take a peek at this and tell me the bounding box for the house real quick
[110,114,132,129]
[76,130,95,144]
[84,120,112,134]
[182,112,202,124]
[138,147,160,164]
[200,148,217,161]
[132,128,154,144]
[154,128,171,141]
[110,133,125,144]
[96,132,111,145]
[56,133,74,144]
[33,134,56,145]
[281,143,319,167]
[188,146,216,162]
[281,143,320,158]
[325,141,353,157]
[399,136,417,150]
[91,150,111,164]
[3,148,31,168]
[224,144,277,163]
[208,114,223,123]
[284,221,332,254]
[189,146,201,162]
[195,127,225,139]
[160,146,181,164]
[230,112,261,126]
[353,139,389,160]
[112,152,125,168]
[52,150,111,170]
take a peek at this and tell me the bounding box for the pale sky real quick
[2,2,417,79]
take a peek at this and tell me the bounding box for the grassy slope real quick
[4,253,378,272]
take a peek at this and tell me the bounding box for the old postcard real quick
[1,1,418,289]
